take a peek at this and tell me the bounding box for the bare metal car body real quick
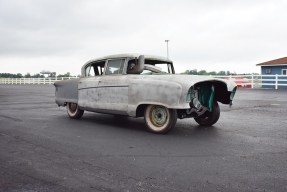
[54,54,237,133]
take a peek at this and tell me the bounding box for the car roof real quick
[84,53,173,65]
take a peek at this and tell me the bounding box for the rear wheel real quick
[194,101,220,126]
[66,103,84,119]
[144,105,177,134]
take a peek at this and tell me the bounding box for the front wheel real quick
[194,101,220,126]
[144,105,177,134]
[66,102,84,119]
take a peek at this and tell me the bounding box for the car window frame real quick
[84,60,107,77]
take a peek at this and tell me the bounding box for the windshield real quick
[141,64,170,74]
[127,58,174,74]
[141,60,174,74]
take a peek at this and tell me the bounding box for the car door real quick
[78,61,104,110]
[96,59,129,114]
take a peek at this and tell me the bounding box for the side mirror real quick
[137,55,145,73]
[127,55,145,74]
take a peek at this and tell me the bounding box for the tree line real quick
[181,70,259,76]
[1,70,258,78]
[181,69,233,76]
[0,72,74,78]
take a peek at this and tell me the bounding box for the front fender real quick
[128,79,184,116]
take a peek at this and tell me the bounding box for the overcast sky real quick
[1,0,286,75]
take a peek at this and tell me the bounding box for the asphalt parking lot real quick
[0,85,286,192]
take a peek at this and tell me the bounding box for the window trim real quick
[282,69,287,75]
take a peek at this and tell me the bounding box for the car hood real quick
[131,74,237,92]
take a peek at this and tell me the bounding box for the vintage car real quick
[54,54,237,133]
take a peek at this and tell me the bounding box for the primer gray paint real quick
[54,54,237,117]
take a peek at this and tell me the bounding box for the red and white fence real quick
[214,74,287,89]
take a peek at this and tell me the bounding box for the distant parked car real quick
[54,54,237,134]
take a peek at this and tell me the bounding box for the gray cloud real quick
[1,0,287,74]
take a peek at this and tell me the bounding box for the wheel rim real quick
[149,106,168,127]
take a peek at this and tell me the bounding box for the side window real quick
[85,65,92,77]
[85,61,106,77]
[105,59,125,75]
[282,69,287,75]
[85,65,96,77]
[94,65,104,75]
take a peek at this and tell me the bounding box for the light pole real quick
[165,40,169,59]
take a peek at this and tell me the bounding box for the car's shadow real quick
[81,113,147,132]
[75,112,220,137]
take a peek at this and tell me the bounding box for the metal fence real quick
[1,75,287,89]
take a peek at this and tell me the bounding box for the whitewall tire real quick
[144,105,177,134]
[66,103,84,119]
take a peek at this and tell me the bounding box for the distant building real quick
[257,57,287,75]
[256,57,287,89]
